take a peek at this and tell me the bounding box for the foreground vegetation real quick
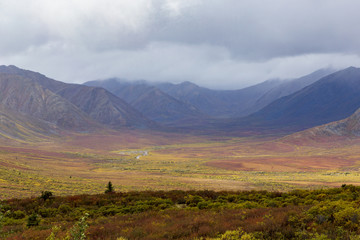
[2,185,360,239]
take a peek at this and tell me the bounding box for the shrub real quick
[11,210,26,219]
[27,213,40,227]
[40,191,53,201]
[58,204,72,214]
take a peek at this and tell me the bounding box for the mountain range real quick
[0,65,360,140]
[85,68,333,124]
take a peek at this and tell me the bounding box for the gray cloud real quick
[0,0,360,89]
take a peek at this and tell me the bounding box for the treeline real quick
[1,185,360,239]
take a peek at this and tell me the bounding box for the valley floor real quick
[1,130,360,199]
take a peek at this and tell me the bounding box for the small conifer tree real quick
[105,181,114,194]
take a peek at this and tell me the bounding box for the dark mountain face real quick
[241,67,360,130]
[0,65,155,135]
[85,79,205,124]
[252,68,335,115]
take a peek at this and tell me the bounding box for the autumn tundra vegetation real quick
[1,185,360,239]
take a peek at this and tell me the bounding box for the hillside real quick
[0,106,56,141]
[238,67,360,131]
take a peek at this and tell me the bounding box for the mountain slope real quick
[0,106,57,141]
[85,79,205,123]
[252,68,335,115]
[240,67,360,130]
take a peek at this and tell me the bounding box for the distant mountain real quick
[85,79,206,124]
[0,66,155,136]
[239,67,360,130]
[156,68,334,118]
[86,68,332,125]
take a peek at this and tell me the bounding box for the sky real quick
[1,0,360,89]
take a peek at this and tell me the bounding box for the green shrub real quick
[27,213,40,227]
[11,210,26,219]
[58,204,72,214]
[38,208,58,218]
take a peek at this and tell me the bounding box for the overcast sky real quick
[1,0,360,89]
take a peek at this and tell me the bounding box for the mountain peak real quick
[179,81,199,87]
